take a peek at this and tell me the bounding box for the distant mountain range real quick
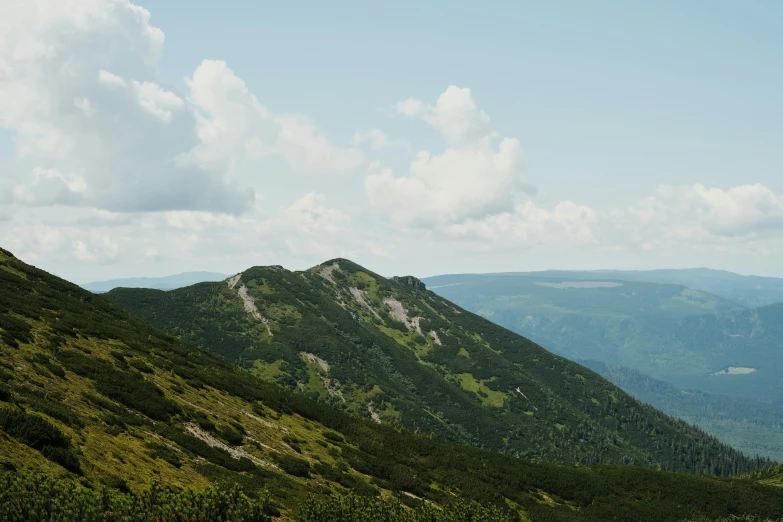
[423,269,783,460]
[81,271,230,293]
[427,267,783,308]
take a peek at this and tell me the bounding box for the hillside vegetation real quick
[4,247,783,520]
[581,361,783,462]
[106,259,767,476]
[423,272,783,460]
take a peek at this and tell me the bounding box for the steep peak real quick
[392,275,426,292]
[0,247,15,259]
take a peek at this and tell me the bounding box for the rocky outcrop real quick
[392,275,426,292]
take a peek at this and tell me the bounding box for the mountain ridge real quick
[105,256,767,475]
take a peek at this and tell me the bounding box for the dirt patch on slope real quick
[301,352,329,372]
[383,297,423,335]
[227,274,241,289]
[350,287,381,319]
[184,422,274,468]
[237,285,273,336]
[319,263,341,284]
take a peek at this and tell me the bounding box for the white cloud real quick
[98,70,128,88]
[445,201,598,246]
[352,129,410,151]
[282,192,349,235]
[185,59,363,175]
[611,183,783,248]
[0,2,362,217]
[73,98,96,116]
[9,168,87,206]
[0,0,254,213]
[396,86,492,145]
[133,81,184,122]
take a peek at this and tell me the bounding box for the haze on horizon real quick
[1,0,782,283]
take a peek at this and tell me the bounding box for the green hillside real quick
[581,361,783,462]
[106,259,765,475]
[3,247,783,520]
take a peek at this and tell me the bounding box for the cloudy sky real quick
[1,0,782,283]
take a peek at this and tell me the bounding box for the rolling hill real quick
[2,247,783,520]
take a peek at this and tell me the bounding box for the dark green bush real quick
[0,407,80,472]
[57,351,180,421]
[277,454,310,477]
[0,471,271,521]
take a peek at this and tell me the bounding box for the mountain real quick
[425,267,783,308]
[105,258,766,476]
[424,273,783,401]
[82,271,231,293]
[3,247,783,520]
[423,272,783,460]
[580,360,783,462]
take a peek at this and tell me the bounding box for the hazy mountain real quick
[81,271,231,293]
[426,267,783,308]
[424,272,783,460]
[579,360,783,462]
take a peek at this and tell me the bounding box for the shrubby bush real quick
[0,471,271,522]
[296,494,515,522]
[0,407,80,472]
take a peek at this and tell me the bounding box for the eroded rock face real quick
[392,275,426,292]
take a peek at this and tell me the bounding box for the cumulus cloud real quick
[0,0,254,213]
[0,0,362,217]
[282,192,349,235]
[610,184,783,249]
[445,201,598,247]
[184,60,363,175]
[396,86,492,145]
[367,86,526,227]
[352,129,410,151]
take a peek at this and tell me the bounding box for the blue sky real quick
[1,0,782,282]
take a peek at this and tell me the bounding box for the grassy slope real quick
[106,259,766,476]
[3,248,783,520]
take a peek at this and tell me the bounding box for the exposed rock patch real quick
[242,411,290,433]
[301,352,330,372]
[350,287,381,319]
[392,275,426,292]
[367,402,381,423]
[227,274,241,289]
[429,330,442,345]
[237,285,273,336]
[319,263,341,285]
[300,352,345,401]
[184,422,274,468]
[383,297,423,335]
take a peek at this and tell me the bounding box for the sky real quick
[1,0,782,283]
